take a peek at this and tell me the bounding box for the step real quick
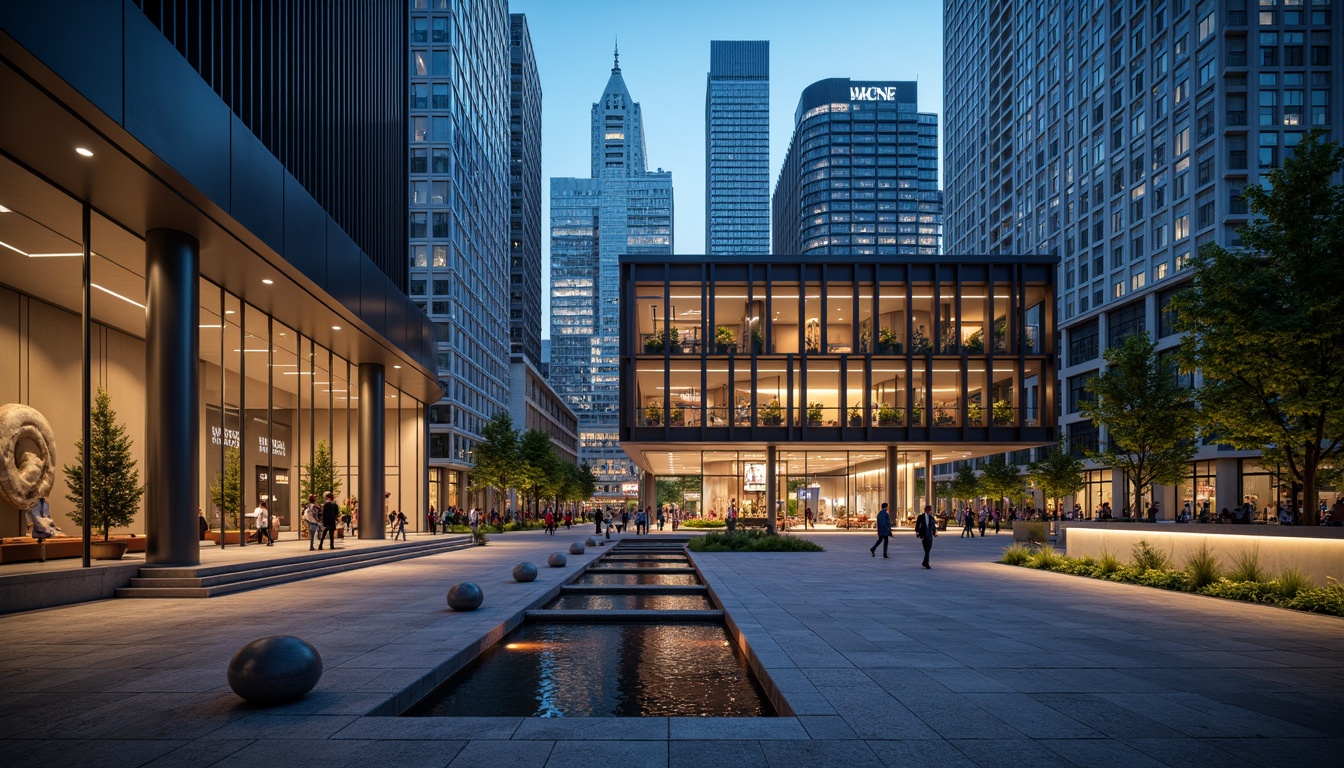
[582,566,696,574]
[139,536,472,579]
[115,538,475,598]
[524,609,724,623]
[560,584,707,595]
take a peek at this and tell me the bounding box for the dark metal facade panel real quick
[0,0,125,123]
[133,0,408,290]
[228,113,286,254]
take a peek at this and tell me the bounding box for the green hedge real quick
[688,530,823,552]
[680,518,727,529]
[1002,542,1344,617]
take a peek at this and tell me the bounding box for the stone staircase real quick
[115,535,475,598]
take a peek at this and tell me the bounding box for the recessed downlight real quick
[75,147,94,157]
[393,365,402,369]
[262,278,274,285]
[331,325,342,331]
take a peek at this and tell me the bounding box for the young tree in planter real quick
[979,455,1028,510]
[517,429,558,518]
[300,440,341,507]
[948,464,982,507]
[63,388,144,540]
[1081,333,1199,516]
[1028,445,1086,517]
[208,446,243,533]
[1172,130,1344,526]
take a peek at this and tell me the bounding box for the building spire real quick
[613,37,620,73]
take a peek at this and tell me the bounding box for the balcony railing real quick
[1228,151,1248,170]
[1226,51,1247,67]
[1226,111,1247,126]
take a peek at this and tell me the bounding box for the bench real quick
[0,535,147,563]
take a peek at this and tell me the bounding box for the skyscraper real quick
[706,40,770,255]
[510,13,543,370]
[409,0,512,510]
[944,1,1343,515]
[772,79,942,257]
[551,49,674,500]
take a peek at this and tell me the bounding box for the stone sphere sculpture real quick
[547,552,567,567]
[227,636,323,706]
[585,537,598,547]
[569,541,585,555]
[0,403,57,511]
[512,562,538,582]
[446,582,484,611]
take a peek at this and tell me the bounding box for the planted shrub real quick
[1275,568,1312,599]
[1001,543,1032,566]
[1228,547,1266,583]
[688,530,823,553]
[1096,550,1123,577]
[1184,543,1222,590]
[1285,587,1344,617]
[1201,579,1280,604]
[1131,540,1171,571]
[1029,546,1063,570]
[680,518,727,529]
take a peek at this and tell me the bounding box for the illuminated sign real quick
[850,85,902,101]
[621,482,640,496]
[744,463,766,492]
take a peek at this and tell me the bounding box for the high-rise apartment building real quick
[409,0,512,511]
[551,50,674,501]
[510,14,543,369]
[944,0,1342,516]
[706,40,770,255]
[772,79,942,257]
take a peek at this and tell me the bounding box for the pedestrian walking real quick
[869,502,892,558]
[978,506,988,537]
[252,501,273,546]
[319,492,339,550]
[393,510,407,540]
[961,507,975,538]
[915,504,937,569]
[303,495,322,550]
[593,508,604,535]
[428,505,438,535]
[544,509,556,535]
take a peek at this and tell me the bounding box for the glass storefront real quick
[1080,469,1112,518]
[1176,460,1218,520]
[0,154,427,542]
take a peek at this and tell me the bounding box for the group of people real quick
[869,502,939,569]
[955,505,1004,537]
[541,508,574,535]
[299,492,345,550]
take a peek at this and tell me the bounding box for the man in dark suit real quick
[870,502,892,558]
[915,504,937,569]
[319,491,340,550]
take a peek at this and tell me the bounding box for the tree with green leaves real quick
[1028,445,1086,517]
[208,446,243,533]
[63,388,144,540]
[471,412,520,508]
[1081,332,1200,516]
[979,455,1028,509]
[1173,130,1344,526]
[517,429,558,517]
[575,461,597,502]
[300,440,341,505]
[948,464,982,506]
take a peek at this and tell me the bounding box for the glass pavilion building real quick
[620,253,1056,527]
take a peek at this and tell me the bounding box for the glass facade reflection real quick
[706,41,770,256]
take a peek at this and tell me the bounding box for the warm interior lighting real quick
[262,278,274,285]
[75,147,94,157]
[0,205,11,213]
[331,325,342,331]
[91,283,144,309]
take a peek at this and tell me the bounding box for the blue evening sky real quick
[507,0,944,328]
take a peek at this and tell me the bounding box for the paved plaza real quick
[1,528,1341,767]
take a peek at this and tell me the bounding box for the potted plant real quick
[299,439,342,538]
[934,408,956,426]
[911,405,924,425]
[670,405,685,426]
[751,325,765,354]
[992,316,1009,352]
[964,328,985,354]
[848,406,863,426]
[910,326,932,354]
[876,403,901,426]
[644,331,665,353]
[760,399,783,426]
[992,399,1014,425]
[63,388,143,560]
[858,329,871,353]
[805,318,821,353]
[714,326,736,354]
[645,401,663,425]
[967,401,984,424]
[666,327,681,353]
[877,327,902,354]
[209,446,243,543]
[807,402,824,426]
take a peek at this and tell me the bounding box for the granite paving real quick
[1,528,1341,767]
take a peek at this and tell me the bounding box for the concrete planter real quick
[88,540,129,560]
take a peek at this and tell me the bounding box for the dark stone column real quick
[887,447,901,524]
[145,229,200,566]
[358,363,386,538]
[765,445,777,535]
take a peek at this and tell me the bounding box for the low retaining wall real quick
[1061,523,1344,587]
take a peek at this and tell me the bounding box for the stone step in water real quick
[561,584,707,595]
[582,566,696,574]
[524,609,724,623]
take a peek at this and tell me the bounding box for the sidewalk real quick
[1,530,1341,767]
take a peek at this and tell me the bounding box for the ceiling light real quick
[394,365,402,369]
[91,283,144,309]
[0,205,10,213]
[75,147,94,157]
[331,325,341,331]
[262,278,274,285]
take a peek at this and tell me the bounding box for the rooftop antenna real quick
[613,37,620,73]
